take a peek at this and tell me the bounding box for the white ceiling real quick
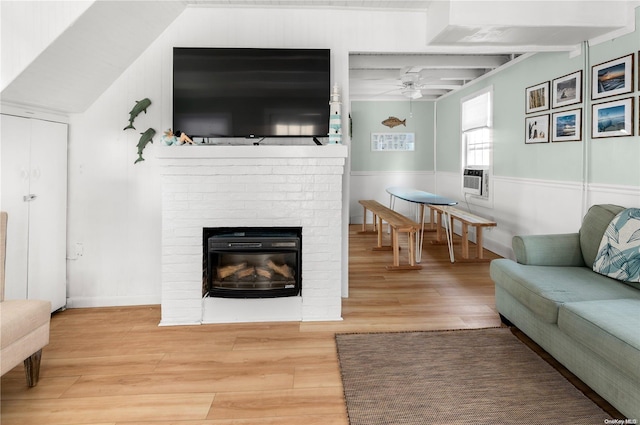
[1,0,638,112]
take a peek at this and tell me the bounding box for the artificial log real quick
[266,260,294,279]
[236,267,256,278]
[256,267,273,279]
[217,262,247,279]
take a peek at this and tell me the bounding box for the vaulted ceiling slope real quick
[1,1,638,112]
[0,1,187,113]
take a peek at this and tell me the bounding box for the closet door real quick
[0,114,68,311]
[27,118,68,310]
[0,114,31,300]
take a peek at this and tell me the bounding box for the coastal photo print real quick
[591,54,634,100]
[592,98,634,138]
[525,81,550,114]
[552,109,582,142]
[552,71,582,108]
[525,114,550,144]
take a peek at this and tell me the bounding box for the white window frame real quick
[461,86,493,206]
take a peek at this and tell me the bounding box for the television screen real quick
[173,47,330,139]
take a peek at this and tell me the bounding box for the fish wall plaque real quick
[382,116,406,128]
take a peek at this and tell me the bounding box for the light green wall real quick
[435,6,640,187]
[350,101,434,171]
[587,10,640,186]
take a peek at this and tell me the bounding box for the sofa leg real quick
[24,349,42,387]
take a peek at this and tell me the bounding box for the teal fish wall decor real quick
[134,128,156,164]
[123,98,152,130]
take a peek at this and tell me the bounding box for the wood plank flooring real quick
[0,225,503,424]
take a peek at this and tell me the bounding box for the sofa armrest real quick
[512,233,585,266]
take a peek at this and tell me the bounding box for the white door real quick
[1,114,31,300]
[0,114,68,310]
[27,118,68,310]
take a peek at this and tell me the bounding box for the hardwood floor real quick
[1,225,502,424]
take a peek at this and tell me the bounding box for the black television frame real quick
[172,47,331,139]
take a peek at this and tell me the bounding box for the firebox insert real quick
[203,227,302,299]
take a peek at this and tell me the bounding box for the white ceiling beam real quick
[425,0,634,47]
[349,54,511,69]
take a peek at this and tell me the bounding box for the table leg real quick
[442,207,455,263]
[415,204,426,264]
[377,216,383,248]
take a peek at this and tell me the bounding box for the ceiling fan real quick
[398,72,424,99]
[364,71,426,100]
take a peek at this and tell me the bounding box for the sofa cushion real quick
[593,208,640,288]
[0,300,51,349]
[558,299,640,383]
[579,204,625,268]
[490,259,640,323]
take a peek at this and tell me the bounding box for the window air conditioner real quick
[463,168,489,197]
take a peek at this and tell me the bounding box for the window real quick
[461,88,492,168]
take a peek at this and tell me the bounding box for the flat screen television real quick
[173,47,330,139]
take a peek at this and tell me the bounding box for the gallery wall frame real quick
[552,71,582,108]
[371,132,415,151]
[592,97,634,138]
[525,114,550,144]
[591,54,634,100]
[525,81,550,114]
[552,108,582,142]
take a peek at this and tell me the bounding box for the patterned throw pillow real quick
[593,208,640,282]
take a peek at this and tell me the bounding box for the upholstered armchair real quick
[0,211,51,386]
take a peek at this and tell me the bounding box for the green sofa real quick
[490,204,640,419]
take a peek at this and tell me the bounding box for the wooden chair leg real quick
[24,349,42,387]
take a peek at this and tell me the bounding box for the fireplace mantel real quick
[156,144,348,159]
[157,144,348,325]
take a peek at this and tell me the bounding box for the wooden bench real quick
[427,205,496,262]
[358,200,421,270]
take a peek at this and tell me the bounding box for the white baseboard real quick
[66,295,161,309]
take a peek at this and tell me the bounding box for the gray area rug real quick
[336,327,611,425]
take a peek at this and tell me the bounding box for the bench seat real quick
[428,205,496,262]
[359,200,421,270]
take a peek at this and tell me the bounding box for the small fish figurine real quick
[123,98,152,130]
[382,116,406,128]
[134,128,156,164]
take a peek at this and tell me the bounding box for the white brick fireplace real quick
[157,144,348,325]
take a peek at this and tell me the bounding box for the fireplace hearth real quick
[204,227,302,299]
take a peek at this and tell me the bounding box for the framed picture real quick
[552,109,582,142]
[592,98,634,138]
[552,71,582,108]
[591,54,634,100]
[371,133,415,151]
[525,114,550,144]
[525,81,550,113]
